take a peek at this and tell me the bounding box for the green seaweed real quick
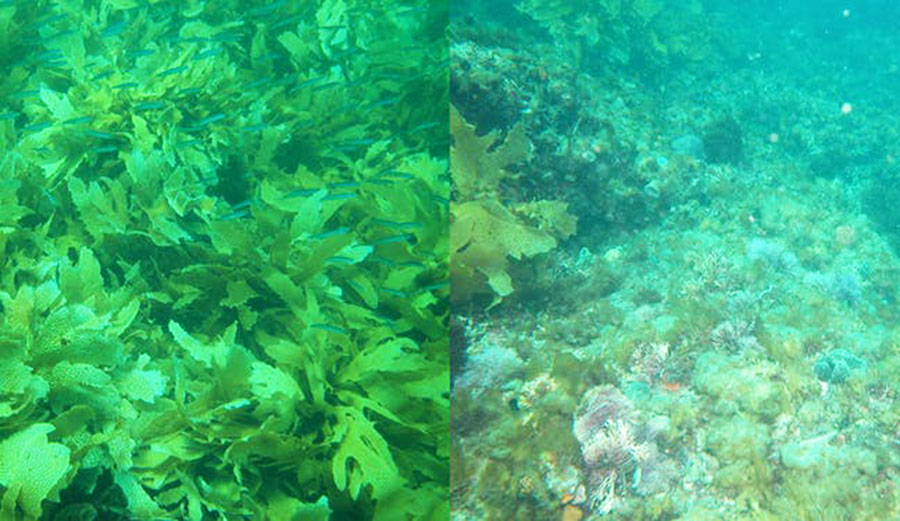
[0,0,448,519]
[515,0,710,72]
[450,106,576,306]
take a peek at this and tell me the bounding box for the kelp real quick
[516,0,711,68]
[0,0,448,519]
[450,105,575,306]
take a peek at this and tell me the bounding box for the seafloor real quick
[450,2,900,520]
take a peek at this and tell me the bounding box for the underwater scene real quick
[450,0,900,520]
[0,0,448,520]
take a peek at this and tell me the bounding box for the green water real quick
[0,0,447,519]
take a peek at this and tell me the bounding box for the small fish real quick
[329,46,363,62]
[150,5,176,22]
[245,76,271,89]
[253,51,281,63]
[430,194,450,205]
[217,208,250,221]
[246,0,288,18]
[362,96,402,110]
[211,31,241,43]
[406,120,441,134]
[179,175,217,190]
[83,129,116,140]
[112,82,138,90]
[370,233,415,246]
[63,116,94,125]
[420,280,450,292]
[380,288,408,298]
[311,81,342,92]
[42,29,76,42]
[290,76,326,91]
[157,65,188,77]
[322,192,357,202]
[133,101,165,111]
[177,139,203,148]
[311,226,350,239]
[326,256,355,264]
[377,169,414,180]
[196,113,226,127]
[35,49,63,61]
[21,121,51,132]
[177,87,203,96]
[125,49,155,58]
[241,124,267,132]
[222,398,252,411]
[41,188,58,207]
[10,89,40,99]
[270,13,304,30]
[343,77,368,89]
[192,47,223,61]
[331,138,377,151]
[310,323,348,335]
[101,21,128,37]
[230,199,252,211]
[396,6,429,15]
[284,188,321,198]
[93,145,118,153]
[373,72,416,82]
[0,112,18,121]
[26,13,65,29]
[371,219,422,231]
[326,181,360,189]
[91,71,114,81]
[370,255,398,267]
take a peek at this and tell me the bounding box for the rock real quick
[780,430,837,469]
[813,349,866,384]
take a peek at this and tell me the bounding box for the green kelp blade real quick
[331,406,403,502]
[0,424,70,518]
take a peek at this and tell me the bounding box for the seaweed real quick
[450,106,575,306]
[0,0,448,519]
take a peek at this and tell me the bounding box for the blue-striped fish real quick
[83,129,117,139]
[310,323,348,335]
[192,48,223,60]
[370,233,415,246]
[63,116,94,125]
[125,49,155,58]
[311,227,350,239]
[157,65,188,77]
[134,101,166,111]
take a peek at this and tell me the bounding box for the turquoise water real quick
[451,1,900,520]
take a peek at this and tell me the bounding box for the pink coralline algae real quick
[573,385,636,455]
[572,384,677,514]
